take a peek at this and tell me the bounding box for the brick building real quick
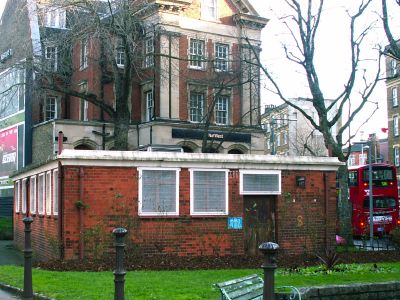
[13,150,342,260]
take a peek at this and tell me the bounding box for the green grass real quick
[0,263,399,299]
[0,217,13,240]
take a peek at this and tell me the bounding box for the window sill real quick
[139,215,180,219]
[190,214,228,218]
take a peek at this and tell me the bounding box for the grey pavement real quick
[0,288,20,299]
[0,240,23,266]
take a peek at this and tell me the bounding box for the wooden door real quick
[244,195,276,256]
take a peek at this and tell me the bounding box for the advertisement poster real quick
[0,126,18,178]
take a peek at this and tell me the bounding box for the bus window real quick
[348,171,358,186]
[363,197,397,209]
[362,168,394,181]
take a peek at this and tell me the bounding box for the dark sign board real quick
[172,128,251,143]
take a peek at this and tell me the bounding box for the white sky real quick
[250,0,400,141]
[0,0,398,140]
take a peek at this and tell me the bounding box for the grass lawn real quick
[0,263,399,299]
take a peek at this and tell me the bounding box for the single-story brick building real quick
[13,150,342,261]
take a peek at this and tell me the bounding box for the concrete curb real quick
[0,282,54,300]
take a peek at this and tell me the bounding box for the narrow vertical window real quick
[393,87,398,107]
[391,60,398,77]
[215,44,228,72]
[79,82,88,121]
[80,39,88,69]
[189,91,204,122]
[215,95,228,125]
[144,37,154,68]
[21,178,27,214]
[46,172,52,215]
[45,46,57,71]
[145,90,154,122]
[15,180,20,213]
[30,176,37,214]
[45,96,57,120]
[53,170,59,215]
[38,174,45,215]
[189,39,205,69]
[394,115,399,137]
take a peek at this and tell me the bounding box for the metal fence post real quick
[113,227,128,300]
[23,217,34,300]
[259,242,279,300]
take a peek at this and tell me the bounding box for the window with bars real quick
[80,39,88,69]
[38,174,45,215]
[45,96,57,121]
[145,90,154,122]
[15,180,20,213]
[30,176,37,214]
[240,171,281,195]
[138,168,179,216]
[190,169,228,215]
[46,172,52,215]
[215,44,228,72]
[393,87,398,107]
[215,95,229,125]
[21,178,27,214]
[201,0,217,20]
[189,39,205,69]
[189,91,204,122]
[53,170,59,215]
[144,37,154,68]
[45,46,57,71]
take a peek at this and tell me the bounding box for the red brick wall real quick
[14,166,337,260]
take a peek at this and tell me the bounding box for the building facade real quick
[13,150,342,260]
[260,99,337,157]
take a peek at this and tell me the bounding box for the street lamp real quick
[363,145,374,247]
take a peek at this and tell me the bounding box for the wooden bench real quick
[215,274,263,300]
[215,275,302,300]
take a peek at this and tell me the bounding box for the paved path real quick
[0,289,20,299]
[0,240,23,266]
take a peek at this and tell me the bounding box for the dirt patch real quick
[34,250,400,272]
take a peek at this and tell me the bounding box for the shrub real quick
[0,217,13,240]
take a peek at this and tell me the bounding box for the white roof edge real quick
[57,149,343,170]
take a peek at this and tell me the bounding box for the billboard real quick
[0,126,18,178]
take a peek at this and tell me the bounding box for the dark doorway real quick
[243,195,276,256]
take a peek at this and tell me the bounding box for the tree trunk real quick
[337,164,353,244]
[113,118,129,150]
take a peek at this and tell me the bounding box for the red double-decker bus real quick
[348,163,400,236]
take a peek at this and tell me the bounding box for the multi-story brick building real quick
[386,54,400,177]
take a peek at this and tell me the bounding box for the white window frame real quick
[80,39,88,70]
[215,43,229,72]
[145,90,154,122]
[45,8,66,29]
[393,87,398,107]
[394,147,400,167]
[45,96,58,121]
[215,95,229,125]
[240,170,282,195]
[138,167,180,216]
[116,48,124,68]
[189,39,205,70]
[189,91,205,123]
[53,170,59,216]
[359,153,367,165]
[15,180,20,213]
[79,81,88,121]
[21,178,27,214]
[283,131,288,145]
[38,173,45,215]
[394,115,399,137]
[144,37,154,68]
[348,154,356,166]
[276,133,281,147]
[391,60,398,77]
[46,171,52,215]
[45,46,58,71]
[201,0,217,20]
[190,169,228,216]
[30,176,37,214]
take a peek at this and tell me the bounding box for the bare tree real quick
[382,0,400,60]
[247,0,381,241]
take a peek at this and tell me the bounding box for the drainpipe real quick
[324,172,329,249]
[79,167,84,260]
